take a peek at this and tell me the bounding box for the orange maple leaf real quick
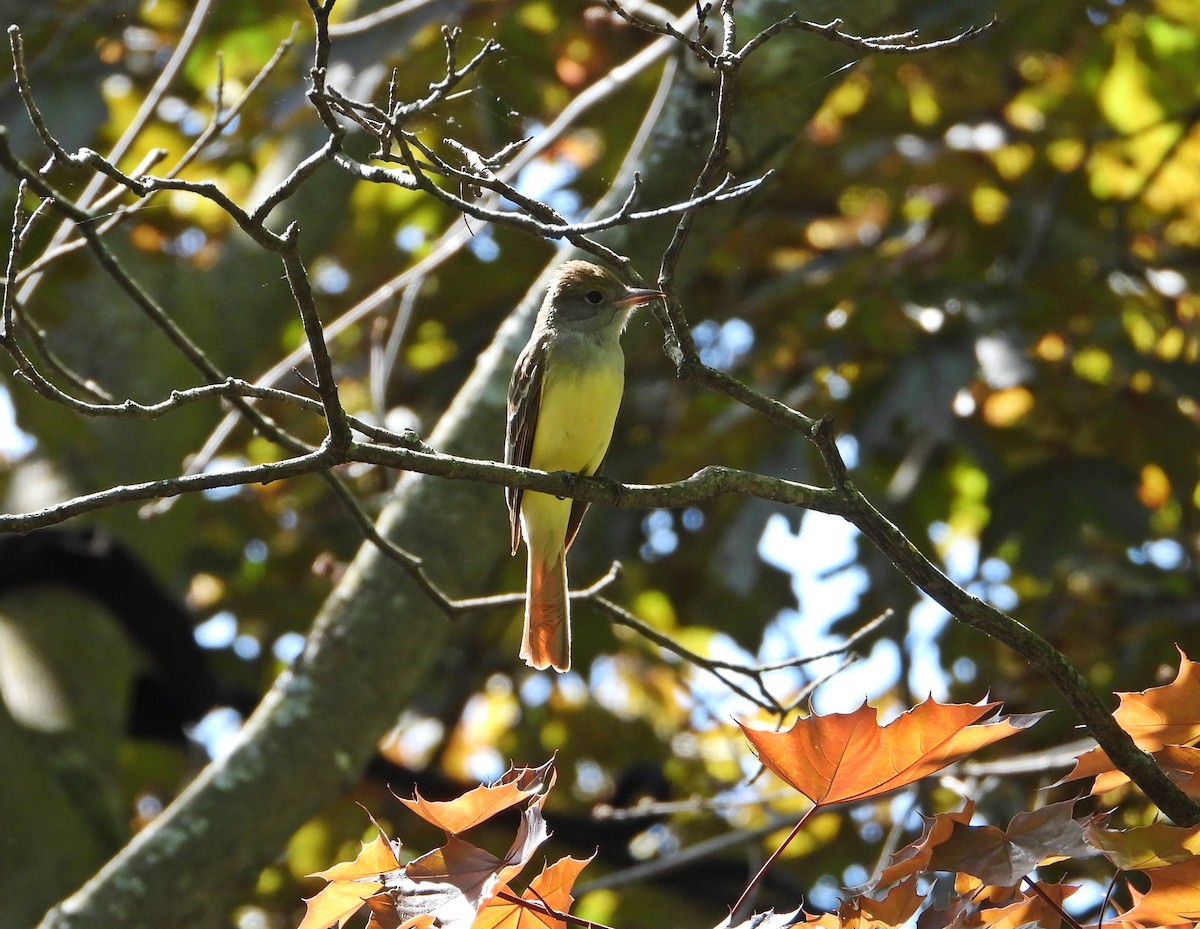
[381,796,550,925]
[474,855,592,928]
[299,762,557,929]
[877,800,1090,891]
[953,872,1020,904]
[1082,744,1200,799]
[794,882,924,929]
[297,832,401,929]
[400,760,555,835]
[1107,650,1200,749]
[841,880,924,928]
[740,699,1039,806]
[974,882,1078,929]
[1064,649,1200,789]
[1117,858,1200,927]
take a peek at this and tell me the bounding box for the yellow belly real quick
[528,357,624,476]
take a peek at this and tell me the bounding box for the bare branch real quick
[737,15,1000,62]
[398,132,770,236]
[602,0,715,63]
[1,180,27,338]
[278,223,352,451]
[0,438,842,533]
[7,27,74,167]
[13,0,215,306]
[390,27,501,121]
[0,448,334,533]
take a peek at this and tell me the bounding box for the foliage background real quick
[1,0,1198,926]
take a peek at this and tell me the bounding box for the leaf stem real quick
[1021,876,1084,929]
[729,803,819,918]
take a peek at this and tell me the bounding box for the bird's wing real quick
[563,490,592,554]
[505,332,547,555]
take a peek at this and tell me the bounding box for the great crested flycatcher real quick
[505,260,663,671]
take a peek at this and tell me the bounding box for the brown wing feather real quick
[563,452,604,552]
[564,499,590,553]
[505,332,547,555]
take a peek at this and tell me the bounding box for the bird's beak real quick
[618,286,664,307]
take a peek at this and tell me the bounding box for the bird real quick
[505,260,663,671]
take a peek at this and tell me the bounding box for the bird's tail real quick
[521,551,570,671]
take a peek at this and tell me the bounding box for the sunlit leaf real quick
[740,699,1040,806]
[1085,814,1200,870]
[840,880,924,927]
[298,832,401,929]
[1064,650,1200,790]
[473,855,592,929]
[715,908,804,929]
[399,760,555,835]
[1118,859,1200,926]
[974,882,1078,929]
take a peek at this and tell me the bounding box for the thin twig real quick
[1020,876,1084,929]
[729,804,817,918]
[1,180,27,338]
[279,223,352,451]
[13,0,215,305]
[7,27,73,166]
[737,15,999,63]
[6,25,298,288]
[328,0,444,38]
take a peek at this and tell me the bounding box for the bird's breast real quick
[529,352,625,475]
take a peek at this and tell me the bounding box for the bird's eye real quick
[584,290,604,304]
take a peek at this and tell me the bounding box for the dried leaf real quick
[952,873,1019,905]
[788,882,924,929]
[381,862,479,929]
[914,875,1027,929]
[299,763,556,929]
[1089,745,1200,798]
[1108,649,1200,749]
[405,837,510,908]
[390,797,550,921]
[842,880,925,927]
[874,803,975,887]
[927,800,1094,885]
[372,792,551,928]
[520,855,591,916]
[740,699,1040,806]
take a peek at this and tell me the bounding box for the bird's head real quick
[544,260,662,330]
